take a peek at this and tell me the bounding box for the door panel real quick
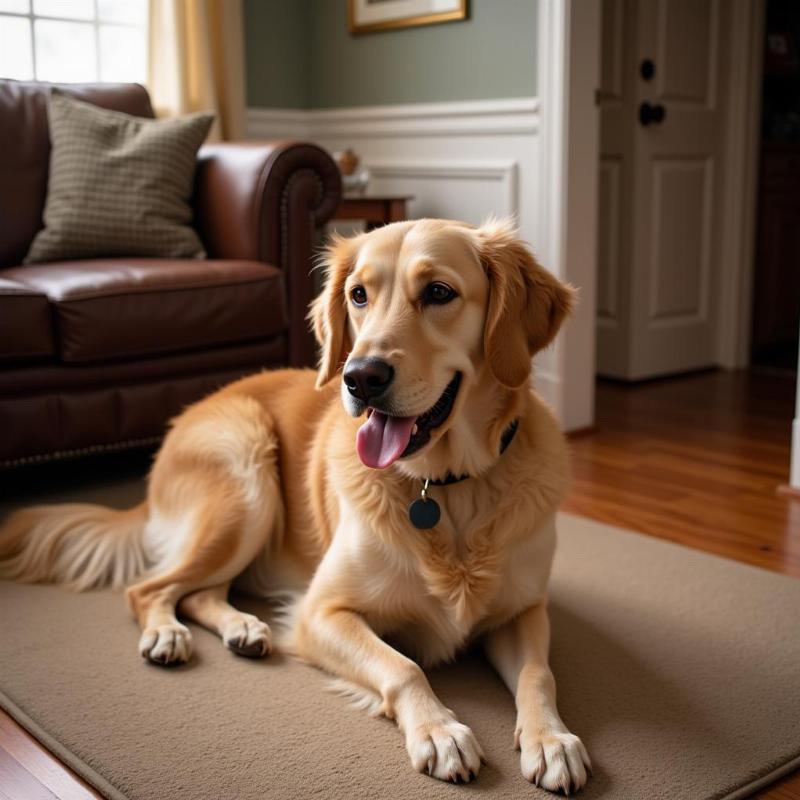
[655,0,717,106]
[648,158,711,323]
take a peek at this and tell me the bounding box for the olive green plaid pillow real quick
[25,90,214,264]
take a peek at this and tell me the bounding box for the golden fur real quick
[0,218,590,792]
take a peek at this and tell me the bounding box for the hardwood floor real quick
[563,369,800,576]
[1,368,799,798]
[0,708,100,799]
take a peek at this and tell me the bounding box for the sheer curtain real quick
[147,0,246,141]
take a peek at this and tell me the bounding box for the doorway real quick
[583,0,800,491]
[594,0,764,382]
[751,0,800,373]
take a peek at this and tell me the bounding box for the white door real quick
[597,0,731,380]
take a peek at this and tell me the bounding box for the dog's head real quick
[310,218,574,477]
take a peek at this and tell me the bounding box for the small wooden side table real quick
[335,195,413,230]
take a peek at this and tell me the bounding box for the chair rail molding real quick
[246,97,539,140]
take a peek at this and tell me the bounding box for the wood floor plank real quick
[0,710,101,800]
[756,770,800,799]
[0,744,60,800]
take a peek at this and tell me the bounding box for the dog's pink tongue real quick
[356,411,417,469]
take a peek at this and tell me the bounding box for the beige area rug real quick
[1,461,799,800]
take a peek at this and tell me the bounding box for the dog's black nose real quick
[343,358,395,403]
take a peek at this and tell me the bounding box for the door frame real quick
[543,0,765,431]
[716,0,765,368]
[537,0,601,432]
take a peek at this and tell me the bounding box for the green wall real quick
[244,0,310,109]
[244,0,537,110]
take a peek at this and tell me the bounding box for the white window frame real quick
[0,0,147,83]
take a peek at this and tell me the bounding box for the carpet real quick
[1,465,799,799]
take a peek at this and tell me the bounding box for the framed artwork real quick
[348,0,467,35]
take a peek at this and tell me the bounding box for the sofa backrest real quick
[0,81,155,267]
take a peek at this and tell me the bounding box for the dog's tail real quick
[0,501,149,590]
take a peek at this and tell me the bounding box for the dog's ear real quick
[477,218,576,389]
[308,235,356,389]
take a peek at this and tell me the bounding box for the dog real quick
[0,218,590,793]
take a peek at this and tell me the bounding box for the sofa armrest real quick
[194,141,341,367]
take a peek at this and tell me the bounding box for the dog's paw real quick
[139,622,193,666]
[516,728,591,795]
[406,719,484,783]
[222,614,272,658]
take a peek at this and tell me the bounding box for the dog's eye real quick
[350,286,368,307]
[423,282,456,305]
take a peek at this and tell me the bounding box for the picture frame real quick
[348,0,467,35]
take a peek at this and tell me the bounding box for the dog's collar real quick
[428,419,520,486]
[407,419,519,529]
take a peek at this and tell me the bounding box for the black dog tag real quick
[408,497,440,529]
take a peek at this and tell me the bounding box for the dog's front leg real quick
[294,595,484,782]
[485,603,591,793]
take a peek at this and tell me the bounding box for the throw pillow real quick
[25,90,214,264]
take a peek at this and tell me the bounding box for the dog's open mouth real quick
[355,373,462,469]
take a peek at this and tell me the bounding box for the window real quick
[0,0,148,84]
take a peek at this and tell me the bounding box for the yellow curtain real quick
[147,0,246,141]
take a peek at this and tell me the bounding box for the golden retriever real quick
[0,218,590,793]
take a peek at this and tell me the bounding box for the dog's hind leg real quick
[126,479,282,665]
[127,578,194,665]
[179,582,272,657]
[127,508,263,664]
[126,393,284,665]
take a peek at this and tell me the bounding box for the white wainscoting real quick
[367,159,518,224]
[246,97,569,421]
[246,97,538,241]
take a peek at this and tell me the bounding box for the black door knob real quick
[640,59,655,81]
[639,102,666,126]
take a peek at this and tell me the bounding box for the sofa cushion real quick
[25,91,213,264]
[3,259,287,363]
[0,80,155,268]
[0,275,55,362]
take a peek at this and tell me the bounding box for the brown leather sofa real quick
[0,80,341,467]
